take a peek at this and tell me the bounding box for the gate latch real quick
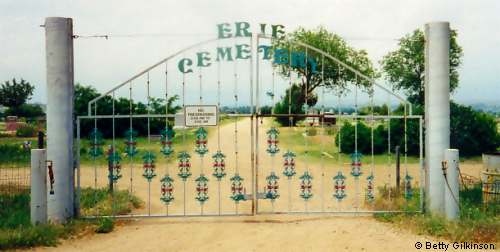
[47,160,55,195]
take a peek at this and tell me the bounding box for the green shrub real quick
[0,144,30,164]
[0,194,30,229]
[337,102,500,156]
[0,224,63,249]
[335,121,388,154]
[15,124,36,137]
[450,102,500,156]
[5,104,44,118]
[374,185,500,242]
[79,187,143,216]
[95,218,114,233]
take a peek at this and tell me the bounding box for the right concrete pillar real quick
[424,22,451,214]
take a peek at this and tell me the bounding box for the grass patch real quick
[95,217,114,233]
[79,128,196,165]
[275,123,421,164]
[80,187,142,216]
[374,184,499,243]
[0,188,141,250]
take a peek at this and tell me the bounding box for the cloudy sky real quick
[1,0,499,106]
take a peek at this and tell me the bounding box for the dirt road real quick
[36,215,440,252]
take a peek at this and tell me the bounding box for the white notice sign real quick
[184,105,218,127]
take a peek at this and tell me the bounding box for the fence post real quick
[37,131,44,149]
[424,22,450,214]
[44,17,75,222]
[31,149,47,225]
[444,149,459,220]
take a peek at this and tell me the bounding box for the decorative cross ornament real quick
[366,172,375,202]
[404,174,413,199]
[160,127,175,157]
[177,151,192,181]
[160,175,175,204]
[266,127,280,155]
[230,174,245,203]
[212,151,226,180]
[350,152,363,177]
[282,150,296,178]
[124,128,139,157]
[194,127,209,156]
[265,172,280,200]
[299,171,313,200]
[333,171,347,201]
[107,147,122,182]
[89,128,104,158]
[195,174,209,203]
[142,151,157,181]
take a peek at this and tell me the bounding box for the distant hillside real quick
[469,103,500,115]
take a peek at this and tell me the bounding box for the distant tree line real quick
[74,84,181,138]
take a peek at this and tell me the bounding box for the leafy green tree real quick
[273,84,317,125]
[272,26,376,125]
[74,83,182,138]
[0,78,35,115]
[335,121,387,154]
[449,102,499,156]
[74,84,100,115]
[358,104,389,116]
[381,29,463,105]
[5,104,44,118]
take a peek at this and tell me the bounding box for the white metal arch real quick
[87,33,414,116]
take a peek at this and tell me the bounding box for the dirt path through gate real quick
[37,215,438,251]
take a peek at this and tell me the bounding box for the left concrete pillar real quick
[44,17,74,222]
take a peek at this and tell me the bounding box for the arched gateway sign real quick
[77,21,424,218]
[177,22,318,74]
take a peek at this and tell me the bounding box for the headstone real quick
[6,116,18,131]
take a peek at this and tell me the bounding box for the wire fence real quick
[0,163,30,195]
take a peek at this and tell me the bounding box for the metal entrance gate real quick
[76,34,424,218]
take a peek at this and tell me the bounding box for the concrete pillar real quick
[424,22,450,213]
[44,17,75,222]
[444,149,459,220]
[31,149,47,225]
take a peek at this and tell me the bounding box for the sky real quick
[0,0,499,107]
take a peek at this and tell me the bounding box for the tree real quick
[335,121,387,155]
[0,78,35,113]
[381,29,463,105]
[74,83,182,138]
[449,102,499,156]
[273,84,317,125]
[74,84,100,115]
[272,26,377,125]
[5,104,44,118]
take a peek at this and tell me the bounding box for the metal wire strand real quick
[233,46,240,214]
[320,55,325,212]
[129,82,134,197]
